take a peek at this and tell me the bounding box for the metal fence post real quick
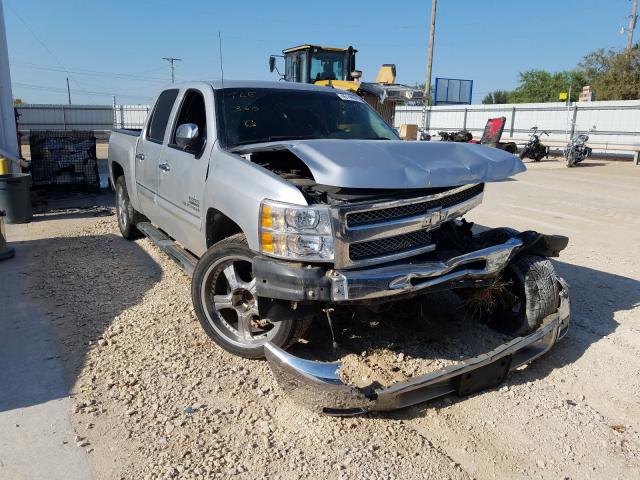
[570,102,578,138]
[425,105,432,132]
[510,107,515,137]
[112,96,117,128]
[62,105,67,130]
[120,105,125,129]
[463,107,468,131]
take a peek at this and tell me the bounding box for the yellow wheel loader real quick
[269,45,422,126]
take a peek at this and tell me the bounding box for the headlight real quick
[259,200,334,261]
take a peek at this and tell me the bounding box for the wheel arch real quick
[205,208,244,248]
[110,161,125,190]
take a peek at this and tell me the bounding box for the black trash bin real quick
[0,173,33,224]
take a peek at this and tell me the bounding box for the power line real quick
[10,59,168,83]
[4,1,97,102]
[12,82,151,100]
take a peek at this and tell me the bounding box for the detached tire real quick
[115,176,144,240]
[191,233,309,359]
[481,254,560,336]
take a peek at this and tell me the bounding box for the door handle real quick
[135,153,145,161]
[159,162,171,172]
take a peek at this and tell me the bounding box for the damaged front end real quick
[265,277,569,416]
[238,140,570,414]
[261,227,570,415]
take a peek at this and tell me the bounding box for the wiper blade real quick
[266,135,318,141]
[231,135,318,147]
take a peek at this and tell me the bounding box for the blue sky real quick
[4,0,635,105]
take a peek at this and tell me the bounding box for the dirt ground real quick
[20,158,640,479]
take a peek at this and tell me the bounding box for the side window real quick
[171,90,207,152]
[146,89,179,143]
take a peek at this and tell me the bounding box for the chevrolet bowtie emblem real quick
[422,207,445,227]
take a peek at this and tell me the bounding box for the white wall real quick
[0,0,19,170]
[16,104,114,132]
[15,104,151,132]
[395,100,640,147]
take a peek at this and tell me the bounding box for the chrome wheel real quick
[116,182,128,231]
[200,255,282,348]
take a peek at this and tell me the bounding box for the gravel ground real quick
[25,159,640,479]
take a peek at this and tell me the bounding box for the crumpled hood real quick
[240,139,526,189]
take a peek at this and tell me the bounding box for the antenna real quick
[218,31,225,88]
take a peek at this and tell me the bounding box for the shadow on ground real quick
[0,230,161,412]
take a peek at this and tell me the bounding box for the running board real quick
[136,222,198,276]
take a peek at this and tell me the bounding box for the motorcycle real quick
[519,126,550,162]
[564,133,592,167]
[438,129,473,142]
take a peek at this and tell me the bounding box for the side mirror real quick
[175,123,200,150]
[269,56,276,73]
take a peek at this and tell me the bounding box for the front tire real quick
[519,147,530,160]
[191,234,308,359]
[465,254,560,336]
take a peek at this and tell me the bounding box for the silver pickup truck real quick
[109,80,570,414]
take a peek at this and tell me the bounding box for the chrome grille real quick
[332,184,484,269]
[349,230,432,261]
[347,183,484,227]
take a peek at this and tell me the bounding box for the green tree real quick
[482,90,510,104]
[508,69,587,103]
[578,45,640,100]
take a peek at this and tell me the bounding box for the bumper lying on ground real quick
[264,278,570,416]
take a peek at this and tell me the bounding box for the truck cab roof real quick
[164,80,337,93]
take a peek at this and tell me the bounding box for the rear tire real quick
[191,233,310,359]
[115,176,143,240]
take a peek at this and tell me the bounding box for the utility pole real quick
[162,57,182,83]
[424,0,437,106]
[421,0,437,134]
[628,0,638,51]
[66,77,71,104]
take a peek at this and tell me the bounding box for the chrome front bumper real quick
[330,237,523,301]
[264,278,570,416]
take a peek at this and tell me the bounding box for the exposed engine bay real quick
[239,147,459,205]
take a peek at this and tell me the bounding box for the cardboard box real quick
[399,124,418,141]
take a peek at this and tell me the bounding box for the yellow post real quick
[0,156,9,175]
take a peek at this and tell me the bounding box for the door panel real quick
[135,89,179,220]
[157,88,211,253]
[135,140,163,216]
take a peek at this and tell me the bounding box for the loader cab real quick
[271,45,358,85]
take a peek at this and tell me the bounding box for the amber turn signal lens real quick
[261,232,274,252]
[261,205,273,228]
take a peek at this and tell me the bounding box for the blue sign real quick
[434,78,473,105]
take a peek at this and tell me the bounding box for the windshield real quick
[217,88,398,148]
[310,51,345,81]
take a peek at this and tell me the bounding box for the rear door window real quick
[147,89,179,143]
